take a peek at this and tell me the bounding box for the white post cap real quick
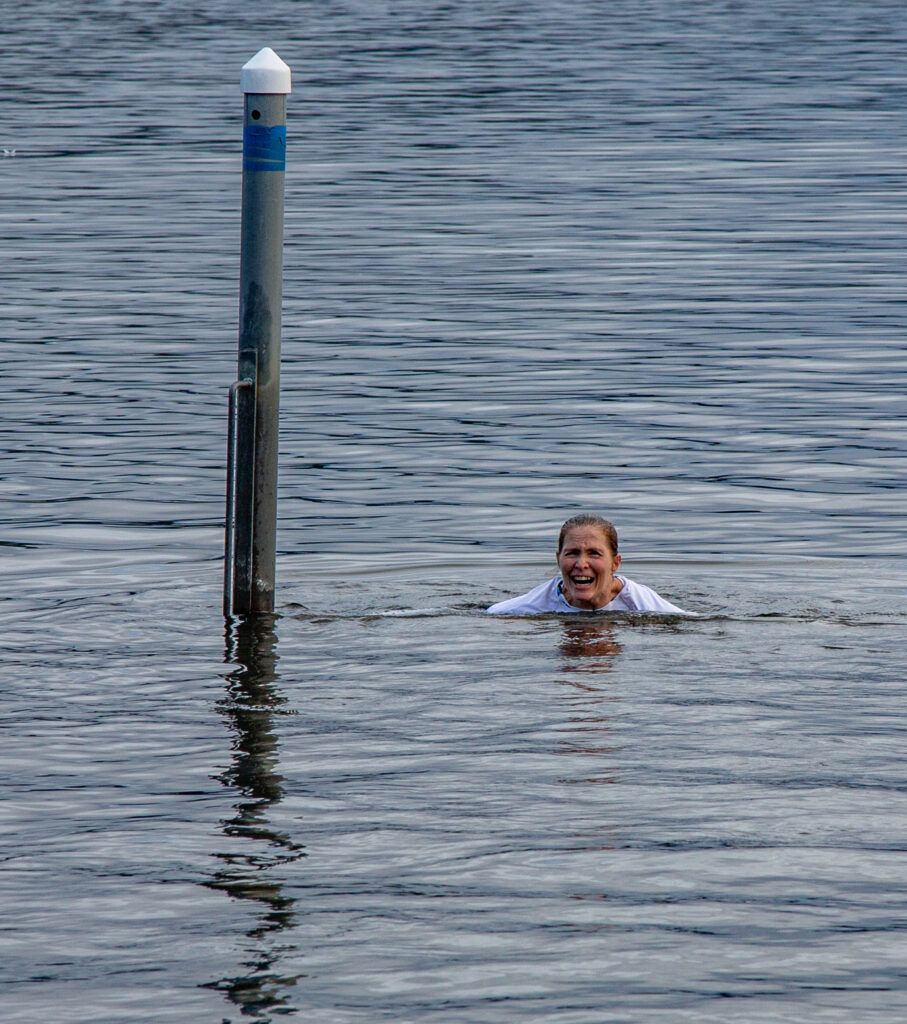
[241,47,292,94]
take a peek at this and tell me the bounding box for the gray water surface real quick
[3,1,907,1021]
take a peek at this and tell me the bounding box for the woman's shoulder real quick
[486,576,563,615]
[615,576,692,614]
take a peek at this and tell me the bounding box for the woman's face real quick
[557,525,622,610]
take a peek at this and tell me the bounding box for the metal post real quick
[224,47,292,616]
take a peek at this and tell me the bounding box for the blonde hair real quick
[557,514,618,556]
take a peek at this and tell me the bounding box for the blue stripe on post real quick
[243,125,286,172]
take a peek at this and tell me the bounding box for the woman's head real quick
[557,514,618,557]
[556,515,623,610]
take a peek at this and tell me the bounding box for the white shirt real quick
[486,575,692,615]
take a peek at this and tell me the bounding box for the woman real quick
[486,514,692,615]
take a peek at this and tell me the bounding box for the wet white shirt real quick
[486,575,692,615]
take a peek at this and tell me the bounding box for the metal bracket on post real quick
[224,351,258,616]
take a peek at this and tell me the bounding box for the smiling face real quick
[556,525,623,610]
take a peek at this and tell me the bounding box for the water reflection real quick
[558,618,622,673]
[558,619,622,788]
[205,614,303,1022]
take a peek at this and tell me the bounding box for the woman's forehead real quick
[561,526,612,548]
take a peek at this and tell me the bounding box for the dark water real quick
[3,1,907,1021]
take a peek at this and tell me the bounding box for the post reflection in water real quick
[557,619,623,794]
[205,614,303,1022]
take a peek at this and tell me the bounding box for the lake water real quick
[3,1,906,1021]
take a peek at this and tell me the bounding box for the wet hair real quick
[557,514,619,556]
